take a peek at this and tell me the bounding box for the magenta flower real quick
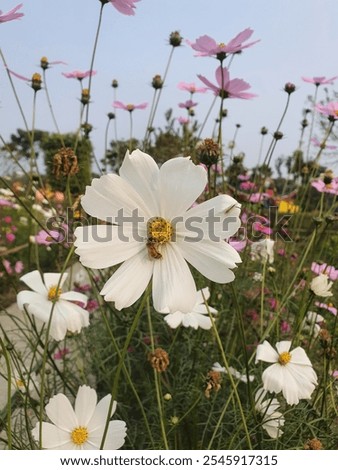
[229,238,247,252]
[177,82,208,94]
[113,100,148,112]
[110,0,140,16]
[14,260,24,274]
[315,301,337,316]
[86,299,100,313]
[311,177,338,195]
[53,348,70,360]
[311,262,338,281]
[6,233,15,243]
[0,3,23,23]
[197,66,257,100]
[316,101,338,120]
[2,260,12,274]
[249,192,270,203]
[178,99,198,110]
[188,28,259,59]
[178,116,189,125]
[240,181,256,191]
[35,228,66,246]
[0,198,14,207]
[238,174,251,181]
[3,216,12,224]
[302,76,338,86]
[62,70,97,80]
[252,221,273,236]
[280,320,291,334]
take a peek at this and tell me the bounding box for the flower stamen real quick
[48,285,62,301]
[146,217,173,259]
[71,426,89,445]
[278,351,292,365]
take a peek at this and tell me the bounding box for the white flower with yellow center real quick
[74,150,241,313]
[32,385,127,450]
[161,287,217,329]
[17,270,89,341]
[255,388,284,439]
[255,340,318,405]
[310,273,333,297]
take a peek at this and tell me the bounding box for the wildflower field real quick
[0,0,338,451]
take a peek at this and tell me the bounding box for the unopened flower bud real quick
[163,393,172,401]
[273,131,283,140]
[188,108,195,117]
[284,82,296,94]
[196,138,220,166]
[152,74,163,90]
[111,79,118,88]
[31,73,42,92]
[301,119,308,128]
[81,88,90,105]
[40,56,49,70]
[260,126,268,135]
[107,112,115,120]
[169,416,179,425]
[169,31,182,47]
[82,123,93,137]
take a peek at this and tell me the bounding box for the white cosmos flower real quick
[17,270,89,341]
[74,150,241,313]
[310,274,333,297]
[255,340,318,405]
[250,239,275,264]
[161,287,217,330]
[255,388,284,439]
[212,362,255,383]
[32,385,127,450]
[301,311,324,338]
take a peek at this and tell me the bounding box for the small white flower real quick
[255,388,284,439]
[301,311,324,338]
[255,340,317,405]
[10,367,39,395]
[212,362,255,383]
[250,239,275,264]
[253,272,263,282]
[17,270,89,341]
[161,287,217,330]
[32,385,127,450]
[310,274,333,297]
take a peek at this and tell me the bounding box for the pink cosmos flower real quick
[315,301,337,316]
[280,320,291,334]
[6,233,15,243]
[178,116,189,125]
[62,70,97,80]
[229,239,247,252]
[197,66,257,100]
[86,299,100,313]
[188,28,259,58]
[316,102,338,120]
[311,178,338,195]
[311,262,338,281]
[332,370,338,379]
[311,137,337,150]
[53,348,70,360]
[110,0,140,16]
[177,82,208,94]
[2,260,12,274]
[240,181,256,191]
[0,3,23,23]
[252,221,273,236]
[249,192,270,203]
[14,260,24,274]
[3,216,12,224]
[238,174,251,181]
[178,99,198,110]
[302,76,338,86]
[113,100,148,112]
[0,198,14,207]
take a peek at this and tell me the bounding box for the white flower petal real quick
[152,243,196,313]
[88,421,127,450]
[275,341,292,355]
[44,272,68,291]
[19,270,47,294]
[178,238,240,283]
[290,347,313,366]
[32,422,71,449]
[17,290,44,311]
[26,299,53,324]
[195,287,211,304]
[88,395,116,432]
[74,225,145,269]
[100,251,153,310]
[182,312,199,329]
[56,300,89,336]
[158,157,207,219]
[60,291,88,306]
[45,393,79,431]
[256,341,279,364]
[262,363,285,394]
[119,149,160,214]
[74,385,97,427]
[285,363,317,399]
[194,313,212,330]
[163,312,184,329]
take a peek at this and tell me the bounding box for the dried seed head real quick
[81,88,90,105]
[304,438,323,450]
[204,370,222,399]
[196,138,220,166]
[148,348,170,372]
[53,148,79,179]
[169,31,183,47]
[152,74,163,90]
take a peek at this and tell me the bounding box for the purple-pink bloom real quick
[280,320,291,334]
[14,260,24,274]
[311,137,337,150]
[229,238,247,252]
[2,259,12,274]
[110,0,139,16]
[35,229,66,246]
[178,99,198,110]
[188,28,259,58]
[178,116,189,125]
[113,100,148,112]
[53,348,70,360]
[0,198,14,207]
[6,233,15,243]
[311,262,338,281]
[0,3,23,23]
[62,70,97,80]
[252,221,273,236]
[240,181,256,191]
[316,101,338,120]
[197,66,257,100]
[249,192,270,203]
[86,299,100,313]
[315,301,337,316]
[311,178,338,195]
[238,174,251,181]
[302,76,338,86]
[177,82,208,94]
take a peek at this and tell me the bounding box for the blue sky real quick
[1,0,338,172]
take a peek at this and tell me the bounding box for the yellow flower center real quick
[16,378,25,388]
[126,104,135,111]
[70,426,89,446]
[48,285,62,301]
[146,217,173,259]
[278,351,292,365]
[218,42,226,48]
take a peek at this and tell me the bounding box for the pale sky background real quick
[1,0,338,173]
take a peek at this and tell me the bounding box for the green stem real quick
[0,336,12,449]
